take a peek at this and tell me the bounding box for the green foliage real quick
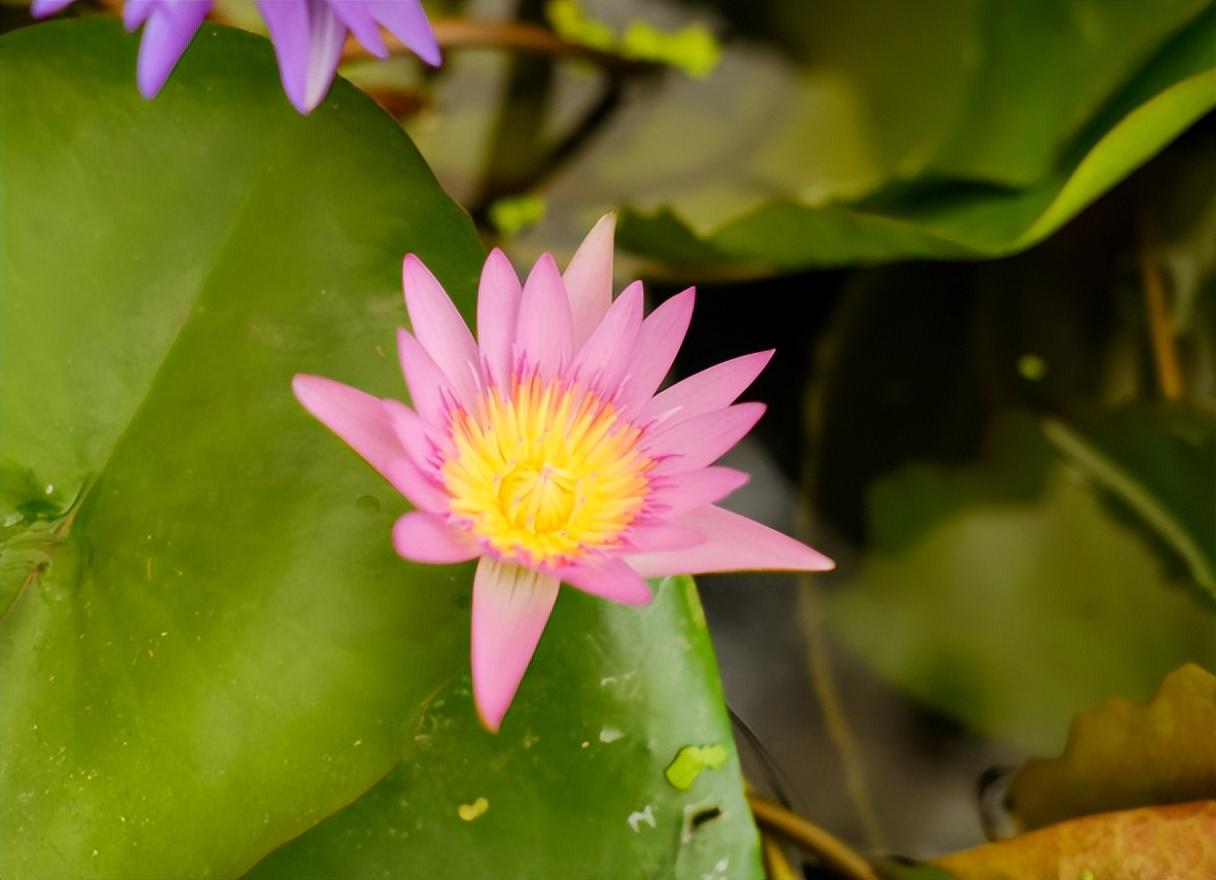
[1044,406,1216,602]
[821,417,1216,752]
[0,20,755,879]
[545,0,722,77]
[418,0,1216,275]
[618,2,1216,272]
[488,193,548,236]
[247,578,761,880]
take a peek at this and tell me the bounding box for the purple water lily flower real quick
[32,0,440,113]
[257,1,440,114]
[33,0,211,99]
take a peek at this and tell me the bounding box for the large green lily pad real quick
[247,577,761,880]
[0,19,755,879]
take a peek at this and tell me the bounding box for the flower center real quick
[441,375,651,565]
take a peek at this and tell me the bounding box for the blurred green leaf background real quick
[1,0,1214,876]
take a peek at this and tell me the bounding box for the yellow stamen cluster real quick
[442,375,652,564]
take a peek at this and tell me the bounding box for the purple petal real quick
[562,212,616,347]
[397,327,457,426]
[123,0,154,29]
[515,253,574,381]
[328,0,388,58]
[402,254,482,406]
[132,1,210,99]
[365,0,441,66]
[554,557,652,605]
[642,350,774,426]
[471,559,560,731]
[627,506,835,577]
[292,374,411,495]
[257,0,347,114]
[571,280,643,393]
[392,511,478,563]
[31,0,76,18]
[645,402,766,475]
[476,248,523,387]
[650,467,750,518]
[617,288,695,413]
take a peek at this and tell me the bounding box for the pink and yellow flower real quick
[293,215,833,730]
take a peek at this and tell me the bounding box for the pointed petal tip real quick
[392,512,477,565]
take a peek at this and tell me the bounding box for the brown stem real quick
[1138,239,1183,400]
[749,794,879,880]
[761,832,799,880]
[341,18,655,74]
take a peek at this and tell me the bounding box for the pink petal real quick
[570,281,643,393]
[650,467,750,518]
[383,398,452,477]
[397,328,458,425]
[562,212,616,347]
[515,254,574,381]
[642,350,774,426]
[384,457,449,513]
[622,522,704,553]
[402,254,482,404]
[292,374,411,494]
[554,557,653,605]
[392,512,478,564]
[617,288,695,413]
[471,559,560,731]
[476,248,523,387]
[627,506,835,578]
[645,403,766,475]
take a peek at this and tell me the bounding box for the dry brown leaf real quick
[932,801,1216,880]
[1009,664,1216,829]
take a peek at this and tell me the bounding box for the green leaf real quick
[403,0,1214,275]
[1044,405,1216,602]
[0,19,756,879]
[821,416,1216,752]
[0,18,479,879]
[618,2,1216,272]
[1008,664,1216,830]
[246,577,761,880]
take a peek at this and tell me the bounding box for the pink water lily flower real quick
[293,215,834,731]
[31,0,439,114]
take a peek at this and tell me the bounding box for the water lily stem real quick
[342,19,656,74]
[1138,239,1183,400]
[800,577,887,849]
[749,794,879,880]
[760,832,798,880]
